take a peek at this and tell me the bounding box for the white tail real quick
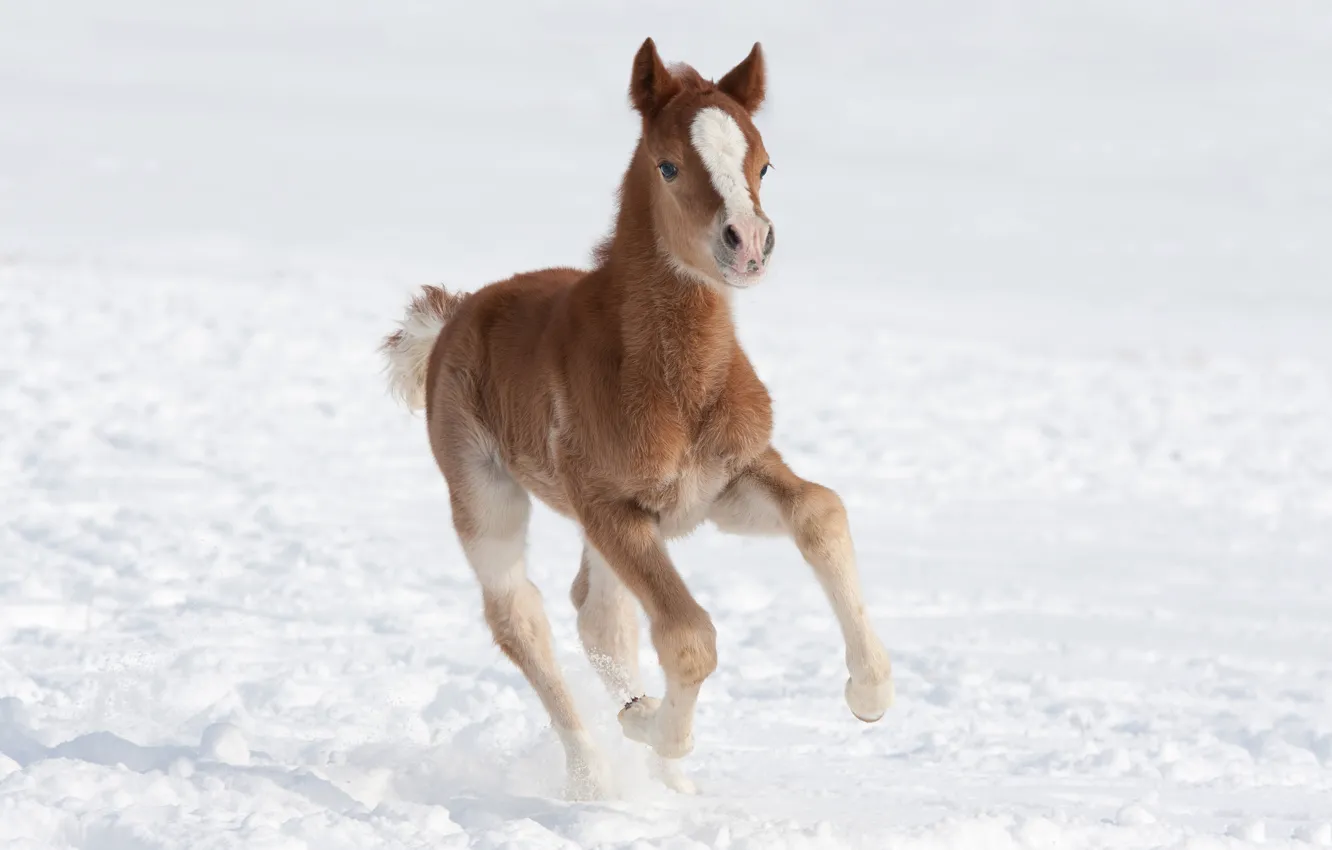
[381,285,466,410]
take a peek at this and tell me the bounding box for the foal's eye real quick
[760,163,770,179]
[658,161,678,182]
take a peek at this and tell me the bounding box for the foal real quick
[383,38,893,797]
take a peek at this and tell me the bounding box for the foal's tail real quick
[381,285,467,411]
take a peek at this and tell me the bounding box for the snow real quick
[2,1,1331,847]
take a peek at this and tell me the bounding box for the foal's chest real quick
[644,456,733,539]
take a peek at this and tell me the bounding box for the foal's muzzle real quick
[716,214,774,286]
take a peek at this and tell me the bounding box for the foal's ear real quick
[717,42,766,114]
[630,37,681,118]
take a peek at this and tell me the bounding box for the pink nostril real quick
[723,225,741,250]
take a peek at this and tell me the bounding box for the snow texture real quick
[2,1,1331,848]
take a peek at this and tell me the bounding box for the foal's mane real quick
[666,63,712,94]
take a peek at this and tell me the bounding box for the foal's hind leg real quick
[443,442,610,799]
[571,545,697,794]
[711,447,894,722]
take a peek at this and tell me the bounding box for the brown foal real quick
[383,38,893,798]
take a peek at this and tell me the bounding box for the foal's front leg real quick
[576,499,716,759]
[711,447,894,721]
[570,544,698,793]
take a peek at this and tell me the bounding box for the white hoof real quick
[845,675,894,723]
[618,696,693,759]
[617,695,661,745]
[559,729,614,801]
[649,754,698,795]
[564,751,614,801]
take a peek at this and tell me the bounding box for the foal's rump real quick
[382,266,589,518]
[380,267,583,415]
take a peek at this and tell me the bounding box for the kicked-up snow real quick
[2,1,1331,848]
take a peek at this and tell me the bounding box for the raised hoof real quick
[845,675,894,723]
[618,696,693,759]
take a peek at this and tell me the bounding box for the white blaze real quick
[689,107,754,218]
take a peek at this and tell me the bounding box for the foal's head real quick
[628,39,774,291]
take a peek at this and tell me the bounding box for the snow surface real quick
[3,1,1331,847]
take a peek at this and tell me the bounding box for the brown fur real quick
[383,39,891,783]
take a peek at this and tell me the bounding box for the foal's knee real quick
[650,604,717,685]
[791,483,854,566]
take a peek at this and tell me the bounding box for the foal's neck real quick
[602,148,737,400]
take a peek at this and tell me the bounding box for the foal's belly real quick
[506,446,732,538]
[510,458,574,518]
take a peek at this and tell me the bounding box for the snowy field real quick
[3,2,1332,848]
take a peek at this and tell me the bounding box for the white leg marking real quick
[465,536,525,592]
[710,475,894,722]
[458,470,612,798]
